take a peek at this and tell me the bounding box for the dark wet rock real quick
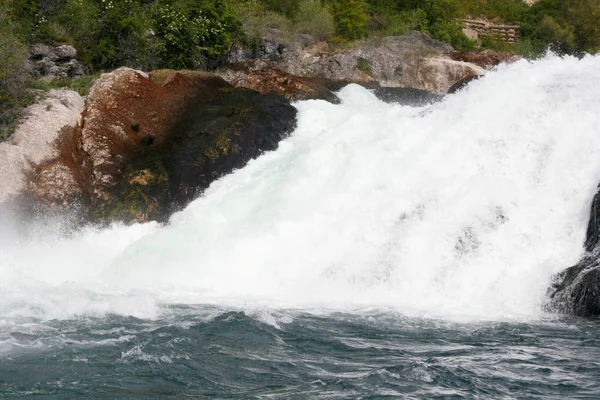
[549,190,600,316]
[549,259,600,317]
[447,75,481,94]
[372,87,444,106]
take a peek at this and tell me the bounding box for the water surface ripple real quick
[2,308,599,399]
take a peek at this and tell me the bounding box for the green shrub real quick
[355,57,371,74]
[329,0,369,40]
[295,0,335,41]
[31,74,100,96]
[0,1,33,140]
[539,15,575,54]
[512,37,540,59]
[153,4,226,69]
[235,3,293,44]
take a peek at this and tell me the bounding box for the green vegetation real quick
[355,57,372,74]
[2,0,600,140]
[0,1,33,140]
[30,74,101,96]
[4,0,600,75]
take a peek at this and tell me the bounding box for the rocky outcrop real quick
[226,28,315,64]
[416,57,484,93]
[26,68,297,223]
[27,43,86,81]
[444,51,518,94]
[549,190,600,316]
[449,50,519,70]
[279,32,463,91]
[228,30,485,93]
[371,87,444,106]
[0,90,84,203]
[549,257,600,317]
[217,60,340,103]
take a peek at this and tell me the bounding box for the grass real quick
[355,57,372,75]
[30,73,101,96]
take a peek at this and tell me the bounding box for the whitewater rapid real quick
[2,54,600,322]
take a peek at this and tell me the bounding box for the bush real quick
[539,15,575,54]
[0,2,32,140]
[295,0,335,41]
[382,9,429,36]
[329,0,369,40]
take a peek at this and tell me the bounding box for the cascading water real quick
[2,54,600,399]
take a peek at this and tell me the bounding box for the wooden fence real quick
[462,19,519,44]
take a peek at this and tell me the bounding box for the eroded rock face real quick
[0,90,84,203]
[241,31,483,93]
[28,67,297,223]
[549,190,600,316]
[449,50,520,70]
[549,259,600,317]
[417,57,484,93]
[28,43,86,81]
[226,28,315,64]
[217,60,339,103]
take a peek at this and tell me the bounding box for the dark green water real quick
[1,306,599,399]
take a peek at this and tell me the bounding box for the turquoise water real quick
[2,308,600,399]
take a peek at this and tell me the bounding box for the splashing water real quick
[2,54,600,323]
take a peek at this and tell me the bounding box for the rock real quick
[549,190,600,316]
[64,59,86,79]
[0,90,84,203]
[227,42,255,64]
[462,28,479,42]
[28,67,297,223]
[55,45,78,60]
[12,90,84,165]
[28,43,86,81]
[30,43,58,61]
[372,87,444,106]
[0,144,28,203]
[449,50,520,70]
[416,57,484,93]
[225,31,484,93]
[218,59,444,105]
[217,60,340,103]
[447,75,481,94]
[31,159,86,212]
[271,31,481,93]
[548,259,600,317]
[226,29,314,64]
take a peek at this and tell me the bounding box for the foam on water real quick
[2,54,600,322]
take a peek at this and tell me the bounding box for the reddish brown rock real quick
[28,67,297,223]
[217,60,340,103]
[79,68,232,201]
[449,50,520,70]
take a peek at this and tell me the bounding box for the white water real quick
[2,54,600,322]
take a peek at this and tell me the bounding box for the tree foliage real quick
[0,0,32,139]
[4,0,600,79]
[328,0,369,40]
